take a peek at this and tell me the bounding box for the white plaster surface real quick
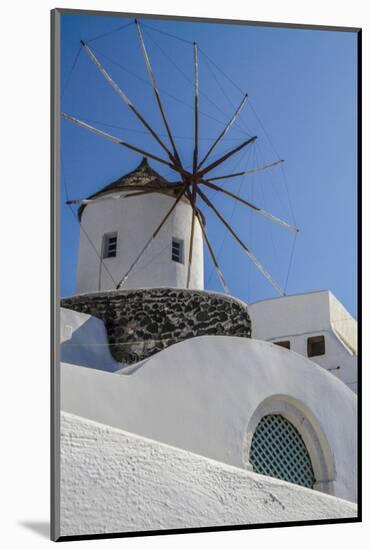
[76,191,204,293]
[60,307,122,372]
[60,412,357,537]
[249,291,358,393]
[329,292,358,354]
[61,335,357,502]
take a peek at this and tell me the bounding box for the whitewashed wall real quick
[60,307,121,372]
[76,191,204,293]
[329,292,358,354]
[60,412,357,538]
[61,335,357,502]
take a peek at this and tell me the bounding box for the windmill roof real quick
[78,157,193,220]
[95,156,169,192]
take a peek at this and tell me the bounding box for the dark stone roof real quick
[78,157,175,219]
[95,156,169,192]
[78,157,205,225]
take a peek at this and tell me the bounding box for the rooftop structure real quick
[249,290,358,393]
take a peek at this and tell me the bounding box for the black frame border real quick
[51,7,362,542]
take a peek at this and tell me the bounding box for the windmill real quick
[62,18,299,296]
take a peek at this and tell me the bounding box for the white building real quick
[249,291,358,394]
[58,158,358,537]
[76,157,204,293]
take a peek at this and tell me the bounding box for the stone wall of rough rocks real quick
[61,288,251,365]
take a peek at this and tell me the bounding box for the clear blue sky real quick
[60,12,358,317]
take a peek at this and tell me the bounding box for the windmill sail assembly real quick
[62,18,298,297]
[56,14,358,539]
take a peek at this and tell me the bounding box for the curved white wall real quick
[76,191,204,293]
[60,307,121,372]
[61,335,357,502]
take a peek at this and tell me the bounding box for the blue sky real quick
[60,13,358,317]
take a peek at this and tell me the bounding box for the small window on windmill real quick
[307,335,325,357]
[102,232,118,259]
[172,238,184,264]
[274,340,291,350]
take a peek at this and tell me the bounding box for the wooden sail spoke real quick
[186,185,197,288]
[186,206,196,288]
[186,189,230,294]
[116,184,188,288]
[197,94,248,170]
[123,187,181,199]
[201,180,299,233]
[61,113,191,179]
[135,20,183,167]
[201,227,230,294]
[197,187,284,296]
[123,190,157,199]
[66,196,124,205]
[198,135,257,177]
[66,184,183,205]
[207,159,284,182]
[80,40,178,164]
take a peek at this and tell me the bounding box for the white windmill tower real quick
[75,157,204,293]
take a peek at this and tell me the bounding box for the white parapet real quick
[59,412,357,538]
[60,307,122,372]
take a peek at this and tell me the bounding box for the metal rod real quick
[197,187,284,295]
[193,42,199,174]
[116,184,188,288]
[80,40,176,164]
[201,179,299,233]
[197,94,248,170]
[61,112,190,179]
[135,20,183,167]
[199,135,257,177]
[207,159,284,182]
[123,189,161,199]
